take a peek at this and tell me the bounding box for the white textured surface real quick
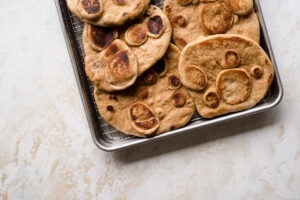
[1,0,300,199]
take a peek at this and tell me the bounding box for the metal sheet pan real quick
[54,0,283,151]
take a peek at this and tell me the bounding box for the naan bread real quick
[178,34,274,118]
[163,0,260,49]
[85,39,139,92]
[94,44,195,137]
[67,0,150,27]
[120,5,172,75]
[83,5,172,91]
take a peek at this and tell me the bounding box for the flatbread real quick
[83,5,172,91]
[120,5,172,75]
[94,44,195,137]
[85,39,139,92]
[67,0,150,27]
[163,0,260,49]
[178,34,274,118]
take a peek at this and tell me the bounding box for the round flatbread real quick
[178,34,274,118]
[163,0,260,49]
[94,44,195,137]
[67,0,150,27]
[83,5,172,91]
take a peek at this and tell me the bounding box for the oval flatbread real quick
[163,0,260,49]
[94,44,195,137]
[83,5,172,91]
[85,39,139,92]
[178,34,274,118]
[67,0,150,27]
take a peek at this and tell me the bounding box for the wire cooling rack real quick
[65,0,272,144]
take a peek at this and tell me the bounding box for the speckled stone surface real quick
[0,0,300,199]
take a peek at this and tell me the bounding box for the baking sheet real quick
[55,0,283,151]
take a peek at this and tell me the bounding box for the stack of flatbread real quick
[67,0,274,137]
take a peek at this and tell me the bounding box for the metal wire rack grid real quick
[65,0,271,144]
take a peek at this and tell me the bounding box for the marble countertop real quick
[1,0,300,199]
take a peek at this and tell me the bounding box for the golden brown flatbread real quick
[67,0,150,27]
[94,44,195,137]
[178,34,274,118]
[120,5,172,75]
[85,39,139,92]
[83,5,172,91]
[163,0,260,49]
